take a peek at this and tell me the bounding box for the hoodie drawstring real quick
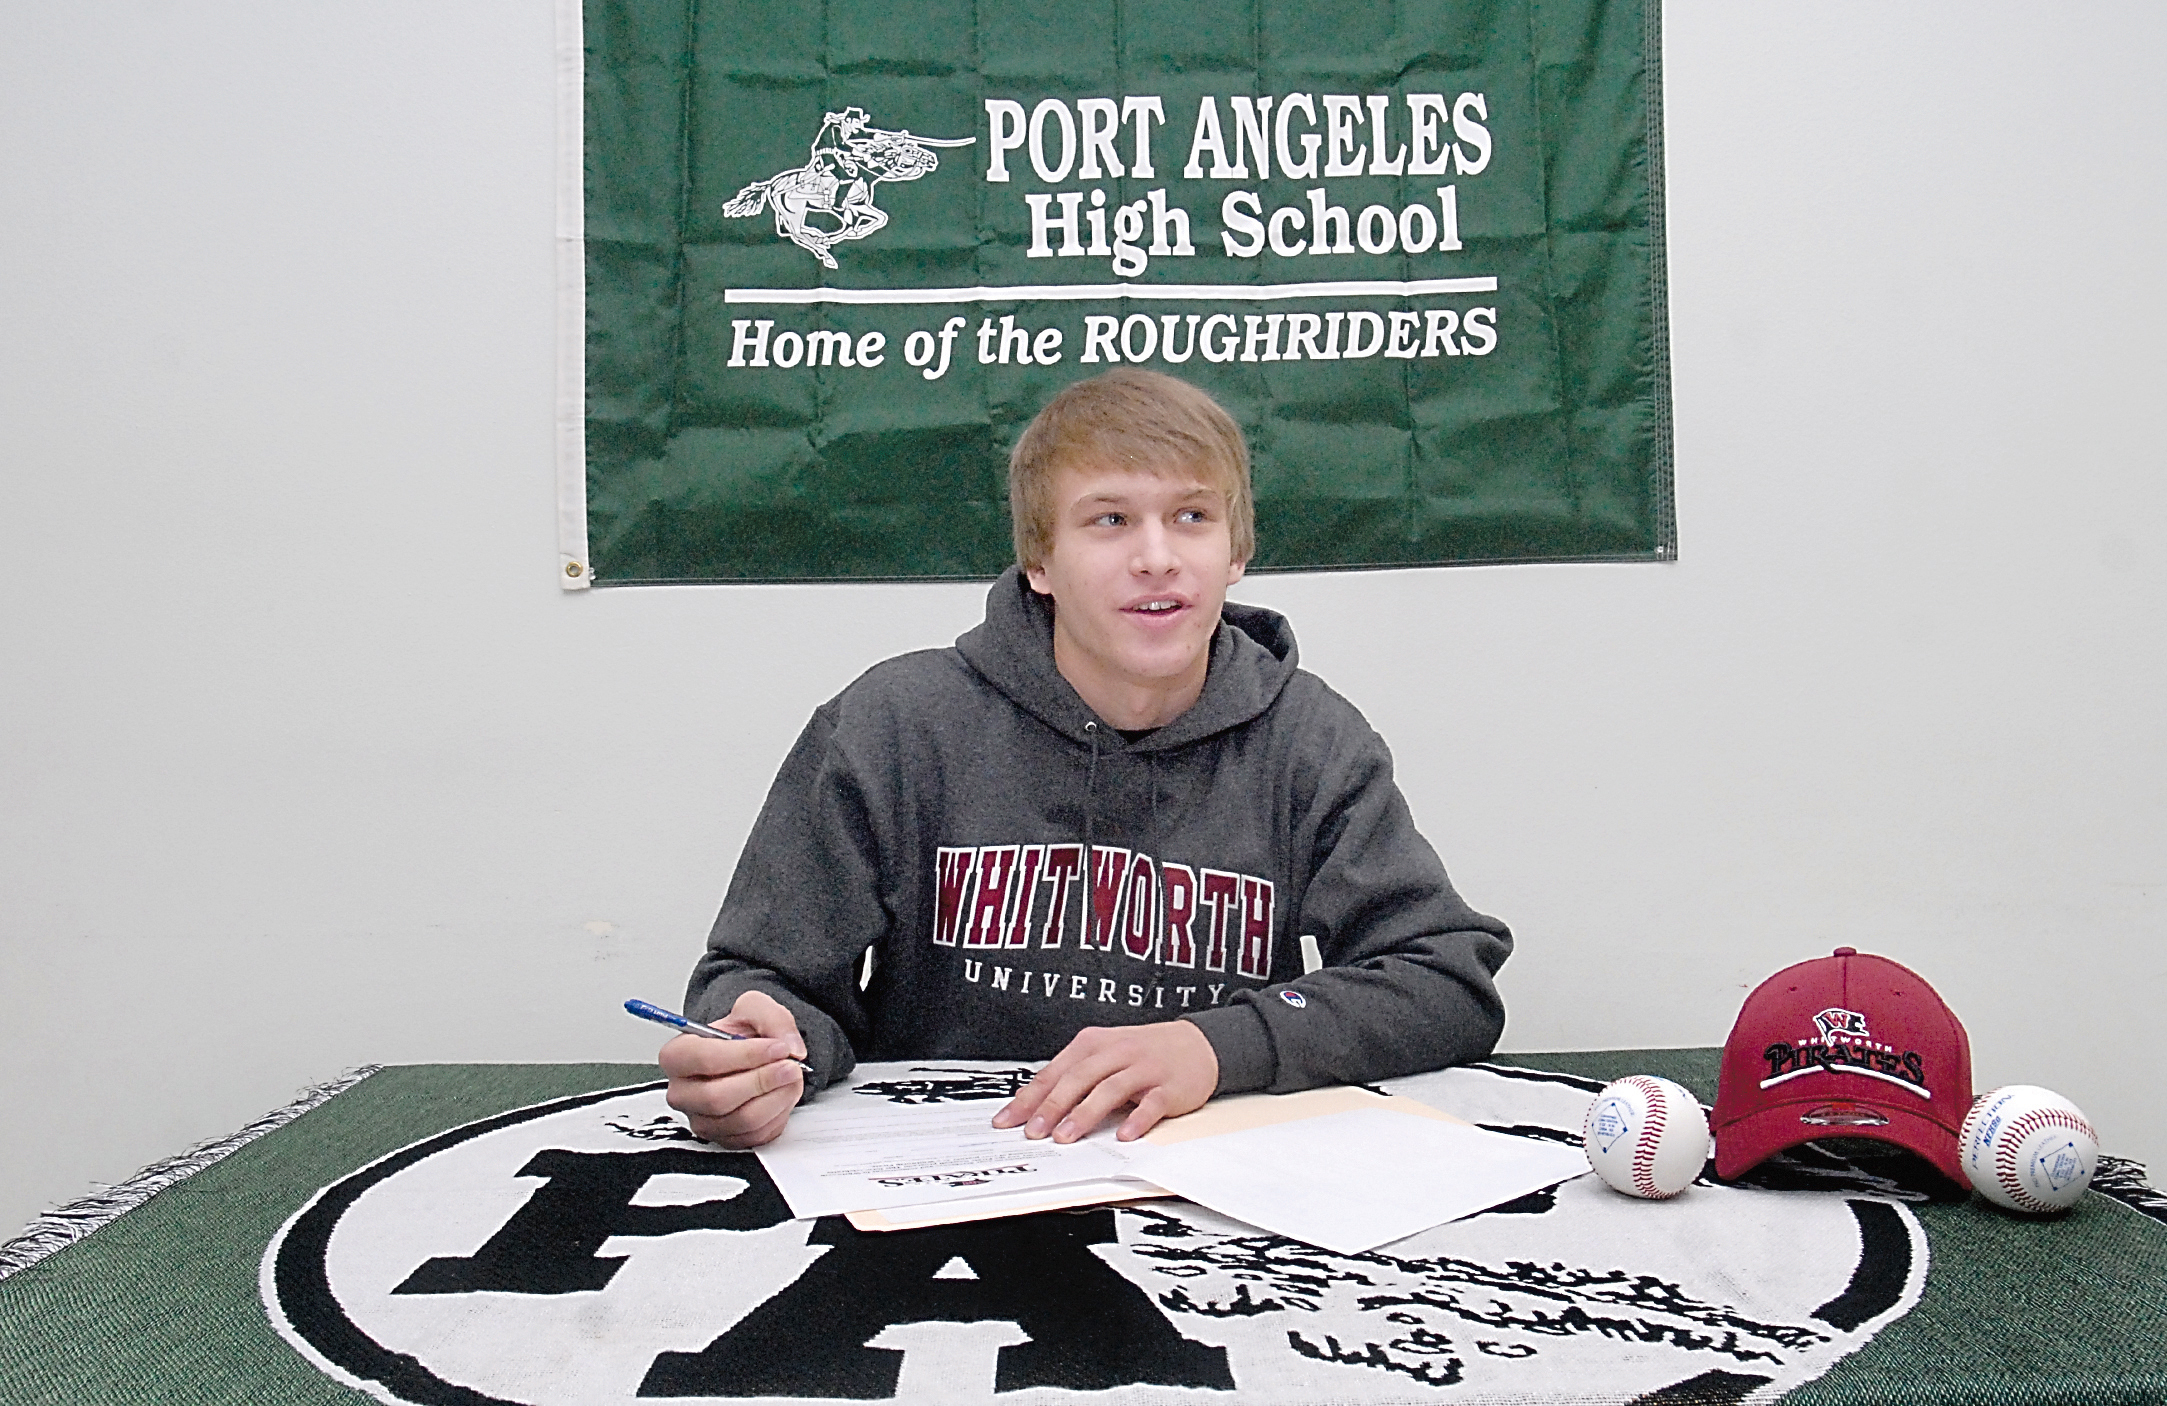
[1147,750,1170,1011]
[1084,726,1172,1013]
[1082,721,1101,945]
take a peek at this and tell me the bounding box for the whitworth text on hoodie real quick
[936,843,1273,1010]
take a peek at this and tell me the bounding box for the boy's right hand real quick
[659,990,808,1149]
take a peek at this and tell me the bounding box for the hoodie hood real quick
[954,567,1299,750]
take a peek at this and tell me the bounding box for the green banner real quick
[577,0,1673,584]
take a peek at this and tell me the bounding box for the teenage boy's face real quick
[1025,460,1247,728]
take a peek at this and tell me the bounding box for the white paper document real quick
[1122,1105,1591,1254]
[754,1091,1134,1218]
[854,1175,1166,1229]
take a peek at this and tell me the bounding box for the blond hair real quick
[1008,368,1255,570]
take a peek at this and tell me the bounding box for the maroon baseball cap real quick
[1712,947,1972,1184]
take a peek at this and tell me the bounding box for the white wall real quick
[3,2,2161,1240]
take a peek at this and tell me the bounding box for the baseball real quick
[1959,1085,2098,1214]
[1583,1076,1711,1200]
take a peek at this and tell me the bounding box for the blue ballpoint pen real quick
[623,998,816,1078]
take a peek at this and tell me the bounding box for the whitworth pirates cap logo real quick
[263,1062,1925,1405]
[724,107,975,269]
[1813,1007,1871,1041]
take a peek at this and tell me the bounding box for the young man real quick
[662,368,1510,1149]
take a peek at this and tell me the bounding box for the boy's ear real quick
[1226,559,1247,586]
[1025,563,1054,595]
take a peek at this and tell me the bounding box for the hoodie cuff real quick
[1183,1005,1274,1095]
[687,976,856,1096]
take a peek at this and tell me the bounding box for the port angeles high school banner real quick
[556,0,1673,586]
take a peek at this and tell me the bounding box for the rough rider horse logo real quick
[724,107,974,268]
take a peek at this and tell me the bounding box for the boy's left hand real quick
[992,1020,1219,1143]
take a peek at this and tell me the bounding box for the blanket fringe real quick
[0,1064,383,1281]
[2092,1155,2167,1226]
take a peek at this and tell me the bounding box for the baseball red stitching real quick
[1992,1107,2094,1212]
[1623,1076,1675,1199]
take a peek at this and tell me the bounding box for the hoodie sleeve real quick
[684,699,886,1092]
[1182,706,1512,1095]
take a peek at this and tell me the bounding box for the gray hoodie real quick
[687,567,1511,1095]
